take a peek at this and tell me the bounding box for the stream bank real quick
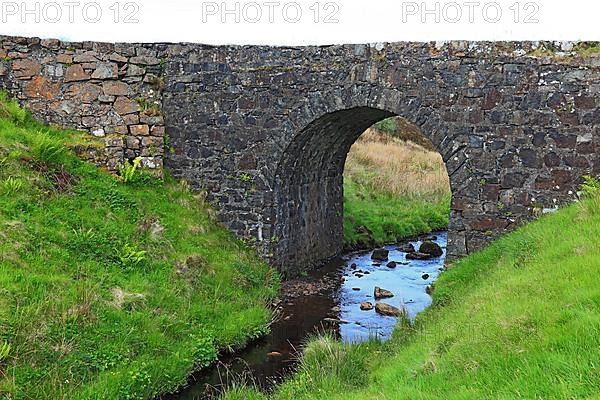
[168,232,448,399]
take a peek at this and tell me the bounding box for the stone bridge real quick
[1,36,598,276]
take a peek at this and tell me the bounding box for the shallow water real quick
[339,232,447,342]
[168,231,447,399]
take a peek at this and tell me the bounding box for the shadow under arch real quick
[271,105,453,277]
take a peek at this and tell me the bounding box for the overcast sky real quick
[1,0,598,45]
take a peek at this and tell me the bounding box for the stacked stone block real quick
[0,35,165,171]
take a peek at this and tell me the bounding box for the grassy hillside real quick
[343,128,451,247]
[225,180,600,399]
[0,93,278,399]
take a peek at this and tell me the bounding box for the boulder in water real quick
[386,261,397,268]
[371,248,389,261]
[360,302,374,311]
[374,286,394,299]
[375,302,406,317]
[419,241,443,257]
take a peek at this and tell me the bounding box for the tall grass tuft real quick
[0,342,10,363]
[1,176,23,195]
[298,333,372,390]
[30,133,67,167]
[0,91,27,125]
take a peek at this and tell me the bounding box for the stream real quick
[169,231,448,399]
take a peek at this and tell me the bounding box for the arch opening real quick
[272,107,451,277]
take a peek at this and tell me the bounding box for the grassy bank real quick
[225,180,600,399]
[0,93,278,399]
[343,128,451,248]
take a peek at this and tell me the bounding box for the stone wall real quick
[1,36,598,277]
[0,35,166,171]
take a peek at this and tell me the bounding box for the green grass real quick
[343,179,450,248]
[226,192,600,399]
[0,92,279,399]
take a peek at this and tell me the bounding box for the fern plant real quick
[116,243,147,270]
[119,157,142,183]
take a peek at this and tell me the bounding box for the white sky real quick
[1,0,598,45]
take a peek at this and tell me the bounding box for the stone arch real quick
[269,89,460,277]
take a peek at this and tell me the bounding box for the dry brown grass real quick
[345,128,450,200]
